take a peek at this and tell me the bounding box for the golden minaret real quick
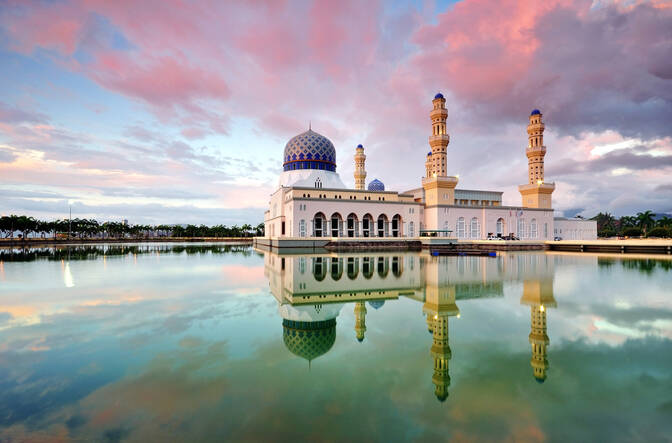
[354,144,367,190]
[428,93,449,177]
[354,301,367,342]
[422,93,458,207]
[518,109,555,209]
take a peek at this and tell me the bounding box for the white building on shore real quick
[263,94,596,241]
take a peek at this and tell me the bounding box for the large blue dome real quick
[531,109,541,116]
[368,179,385,191]
[283,129,337,172]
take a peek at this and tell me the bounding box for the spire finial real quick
[309,120,311,131]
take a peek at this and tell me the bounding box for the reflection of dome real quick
[436,392,448,402]
[283,129,336,172]
[434,92,444,99]
[283,319,336,362]
[368,300,385,310]
[535,376,546,384]
[368,179,385,191]
[531,109,541,116]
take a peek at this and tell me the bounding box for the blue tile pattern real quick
[368,178,385,191]
[283,129,337,172]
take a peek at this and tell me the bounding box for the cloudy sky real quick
[1,0,671,225]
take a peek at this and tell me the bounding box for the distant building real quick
[263,94,595,240]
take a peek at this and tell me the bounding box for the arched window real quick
[530,218,538,239]
[409,221,415,237]
[330,213,342,237]
[391,215,402,237]
[544,222,548,239]
[457,217,466,238]
[299,219,306,237]
[496,218,504,236]
[314,177,322,189]
[313,213,326,237]
[362,257,374,279]
[362,214,373,238]
[347,213,358,238]
[443,221,449,237]
[470,217,480,239]
[517,218,525,239]
[377,215,389,237]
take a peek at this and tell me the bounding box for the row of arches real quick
[307,212,406,238]
[310,256,404,281]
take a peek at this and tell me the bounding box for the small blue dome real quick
[368,179,385,191]
[357,144,363,148]
[427,151,432,156]
[368,300,385,310]
[531,109,541,116]
[434,92,444,100]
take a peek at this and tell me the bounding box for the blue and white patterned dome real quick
[531,109,541,116]
[283,129,336,172]
[368,179,385,191]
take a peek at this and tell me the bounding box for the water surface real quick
[1,244,671,441]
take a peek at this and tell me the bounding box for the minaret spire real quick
[428,93,449,177]
[518,109,555,209]
[354,144,367,190]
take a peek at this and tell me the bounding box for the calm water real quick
[1,244,671,442]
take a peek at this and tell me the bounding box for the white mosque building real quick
[262,93,596,242]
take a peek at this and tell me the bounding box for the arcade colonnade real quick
[304,212,408,238]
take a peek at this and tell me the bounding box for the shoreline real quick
[0,237,254,248]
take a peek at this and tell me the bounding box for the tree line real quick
[0,215,264,239]
[591,210,672,238]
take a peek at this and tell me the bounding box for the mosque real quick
[262,94,596,241]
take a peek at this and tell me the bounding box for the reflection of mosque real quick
[263,250,557,399]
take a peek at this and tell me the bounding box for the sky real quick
[0,0,671,225]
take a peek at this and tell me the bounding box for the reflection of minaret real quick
[423,260,459,402]
[520,278,557,383]
[354,301,367,342]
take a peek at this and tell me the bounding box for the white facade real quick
[553,217,598,240]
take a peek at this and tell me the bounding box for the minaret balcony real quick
[429,134,450,146]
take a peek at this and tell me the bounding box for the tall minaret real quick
[527,109,546,184]
[422,93,458,210]
[518,109,555,209]
[428,93,449,177]
[354,301,367,342]
[354,144,366,190]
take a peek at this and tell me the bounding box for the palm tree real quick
[658,215,672,228]
[636,210,656,236]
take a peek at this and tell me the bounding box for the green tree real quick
[635,210,656,236]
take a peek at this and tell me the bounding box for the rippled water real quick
[1,243,671,442]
